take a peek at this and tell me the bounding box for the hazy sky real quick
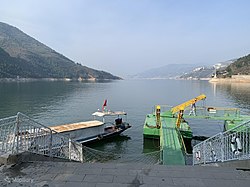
[1,0,250,77]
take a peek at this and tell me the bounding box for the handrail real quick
[176,128,188,155]
[0,113,83,162]
[193,120,250,165]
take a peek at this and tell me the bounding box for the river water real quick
[0,79,250,162]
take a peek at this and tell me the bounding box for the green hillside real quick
[226,54,250,76]
[0,22,121,80]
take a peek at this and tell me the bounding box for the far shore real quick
[209,75,250,83]
[1,76,250,83]
[0,77,118,82]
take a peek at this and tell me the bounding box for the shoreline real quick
[209,75,250,83]
[0,77,120,82]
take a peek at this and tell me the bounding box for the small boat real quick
[50,110,131,145]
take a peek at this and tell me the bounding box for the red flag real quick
[102,99,107,111]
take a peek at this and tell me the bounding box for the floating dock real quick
[143,94,250,165]
[144,110,192,165]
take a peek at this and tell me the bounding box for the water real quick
[0,79,250,161]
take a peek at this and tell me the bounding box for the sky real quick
[1,0,250,77]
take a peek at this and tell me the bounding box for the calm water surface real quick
[0,80,250,159]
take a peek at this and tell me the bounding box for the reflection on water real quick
[143,138,160,153]
[0,81,114,125]
[0,81,77,118]
[210,82,250,113]
[88,135,131,154]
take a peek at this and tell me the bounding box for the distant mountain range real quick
[132,58,246,80]
[179,66,214,79]
[132,64,198,79]
[0,22,121,80]
[180,60,235,79]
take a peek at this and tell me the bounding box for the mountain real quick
[0,22,121,80]
[180,60,235,79]
[225,54,250,76]
[132,64,198,79]
[133,59,238,80]
[179,66,214,79]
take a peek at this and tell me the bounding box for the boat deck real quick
[143,114,161,138]
[50,120,104,133]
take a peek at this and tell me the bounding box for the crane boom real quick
[171,94,206,115]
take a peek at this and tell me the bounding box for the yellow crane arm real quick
[171,94,206,114]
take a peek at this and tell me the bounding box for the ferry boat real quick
[50,110,131,145]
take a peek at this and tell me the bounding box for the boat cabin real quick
[50,120,104,141]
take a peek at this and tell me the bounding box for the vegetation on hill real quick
[0,22,121,80]
[225,54,250,76]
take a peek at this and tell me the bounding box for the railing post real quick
[220,132,224,162]
[247,128,249,158]
[203,142,206,165]
[49,130,52,157]
[69,138,72,161]
[13,113,20,154]
[80,144,84,163]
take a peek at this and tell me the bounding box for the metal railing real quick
[193,120,250,165]
[0,112,83,162]
[153,105,240,119]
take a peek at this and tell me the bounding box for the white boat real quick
[50,110,131,145]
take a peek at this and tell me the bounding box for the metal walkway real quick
[160,117,186,165]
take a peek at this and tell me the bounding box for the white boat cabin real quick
[50,120,104,140]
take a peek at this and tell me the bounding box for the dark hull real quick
[76,125,131,145]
